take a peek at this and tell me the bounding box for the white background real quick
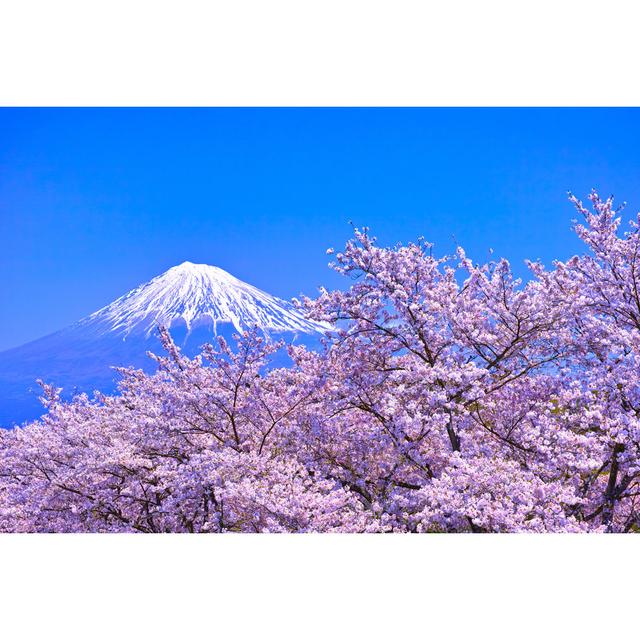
[1,1,639,638]
[2,0,640,105]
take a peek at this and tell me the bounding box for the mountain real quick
[0,262,328,427]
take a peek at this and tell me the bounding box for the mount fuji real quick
[0,262,329,427]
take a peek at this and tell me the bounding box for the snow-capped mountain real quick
[0,262,328,427]
[83,261,326,338]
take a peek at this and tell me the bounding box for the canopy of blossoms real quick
[2,192,639,533]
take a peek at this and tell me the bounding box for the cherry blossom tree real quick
[1,191,639,533]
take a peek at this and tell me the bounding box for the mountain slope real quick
[0,262,328,427]
[84,261,325,337]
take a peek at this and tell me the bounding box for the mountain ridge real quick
[0,262,328,427]
[81,261,328,338]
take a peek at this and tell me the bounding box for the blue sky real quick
[1,107,639,351]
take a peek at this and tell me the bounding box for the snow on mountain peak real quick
[83,262,329,338]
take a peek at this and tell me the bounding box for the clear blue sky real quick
[1,108,639,351]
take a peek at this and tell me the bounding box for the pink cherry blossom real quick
[1,191,639,532]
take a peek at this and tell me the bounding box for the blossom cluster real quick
[2,191,640,532]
